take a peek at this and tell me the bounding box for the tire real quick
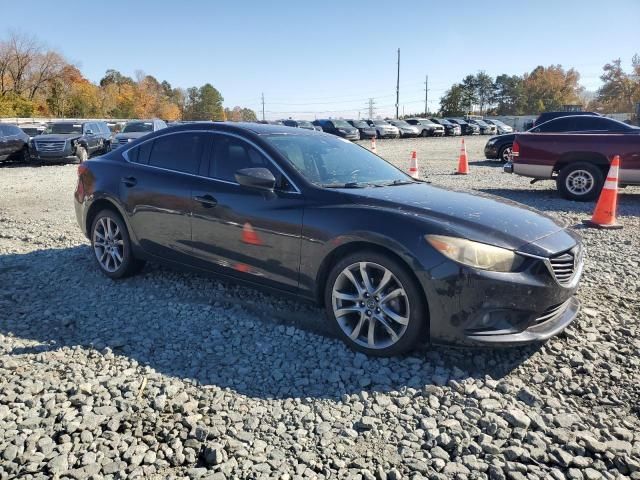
[556,162,604,201]
[498,144,513,163]
[76,146,88,163]
[90,209,145,279]
[420,129,429,138]
[324,250,426,357]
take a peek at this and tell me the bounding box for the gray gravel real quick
[1,136,639,479]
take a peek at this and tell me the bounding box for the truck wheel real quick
[556,162,604,201]
[76,146,88,163]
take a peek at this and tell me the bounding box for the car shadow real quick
[469,159,504,167]
[479,187,640,217]
[1,245,542,400]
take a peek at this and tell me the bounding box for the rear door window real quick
[146,132,206,174]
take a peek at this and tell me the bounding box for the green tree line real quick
[438,56,640,117]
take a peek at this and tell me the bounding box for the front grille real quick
[118,138,130,146]
[35,140,65,153]
[549,249,577,285]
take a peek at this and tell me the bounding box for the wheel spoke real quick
[342,269,364,295]
[95,230,105,241]
[333,291,359,301]
[335,306,361,318]
[349,313,366,340]
[372,270,392,296]
[380,288,403,305]
[374,314,399,341]
[380,305,409,325]
[367,317,376,346]
[113,248,123,263]
[94,238,106,247]
[359,262,374,293]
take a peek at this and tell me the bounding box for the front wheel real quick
[76,146,88,163]
[498,144,513,163]
[91,209,145,279]
[420,129,429,137]
[556,162,604,201]
[325,251,427,356]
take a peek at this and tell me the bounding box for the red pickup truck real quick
[504,132,640,200]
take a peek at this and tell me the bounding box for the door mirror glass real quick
[235,167,276,191]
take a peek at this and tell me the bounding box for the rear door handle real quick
[121,176,137,187]
[193,194,217,208]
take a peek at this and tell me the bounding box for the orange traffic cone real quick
[583,155,623,229]
[242,222,262,245]
[455,138,469,175]
[371,137,377,154]
[409,151,419,179]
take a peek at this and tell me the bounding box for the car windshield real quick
[351,121,369,128]
[473,119,489,126]
[123,121,154,133]
[490,120,508,127]
[373,120,389,126]
[297,121,314,128]
[332,120,352,128]
[431,118,450,125]
[451,119,467,125]
[392,120,410,127]
[44,123,83,134]
[21,128,40,136]
[264,134,413,187]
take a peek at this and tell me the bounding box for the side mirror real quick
[235,167,276,191]
[85,129,93,135]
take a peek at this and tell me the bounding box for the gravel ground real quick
[1,135,639,480]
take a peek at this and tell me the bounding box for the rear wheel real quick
[325,251,426,356]
[556,162,604,201]
[91,209,145,279]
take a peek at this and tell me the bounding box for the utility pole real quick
[424,75,429,116]
[261,93,265,121]
[395,48,400,119]
[367,98,376,119]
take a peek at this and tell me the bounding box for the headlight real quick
[486,138,497,145]
[425,235,523,272]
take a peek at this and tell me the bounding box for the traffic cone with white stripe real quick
[409,151,419,179]
[582,155,623,229]
[455,138,469,175]
[371,137,377,154]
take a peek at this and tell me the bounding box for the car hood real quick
[342,183,570,250]
[115,132,148,140]
[34,133,80,141]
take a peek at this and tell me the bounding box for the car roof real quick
[160,121,319,136]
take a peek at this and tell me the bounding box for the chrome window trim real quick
[121,129,301,194]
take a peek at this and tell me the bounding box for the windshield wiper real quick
[321,181,366,188]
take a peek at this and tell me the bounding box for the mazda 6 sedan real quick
[74,122,583,356]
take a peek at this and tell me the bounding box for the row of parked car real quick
[0,119,168,164]
[274,117,513,141]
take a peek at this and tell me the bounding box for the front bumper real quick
[31,152,81,163]
[378,130,399,138]
[416,231,583,346]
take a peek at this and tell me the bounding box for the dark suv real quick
[312,119,360,140]
[0,124,30,163]
[112,119,167,149]
[30,121,112,163]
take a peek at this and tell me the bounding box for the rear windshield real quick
[123,121,154,133]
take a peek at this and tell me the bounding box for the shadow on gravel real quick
[1,246,541,400]
[468,159,504,167]
[479,188,640,216]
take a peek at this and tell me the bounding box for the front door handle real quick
[193,194,218,208]
[121,176,137,187]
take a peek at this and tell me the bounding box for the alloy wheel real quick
[93,217,124,273]
[331,262,410,350]
[565,170,594,196]
[501,146,513,162]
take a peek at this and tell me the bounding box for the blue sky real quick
[1,0,639,119]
